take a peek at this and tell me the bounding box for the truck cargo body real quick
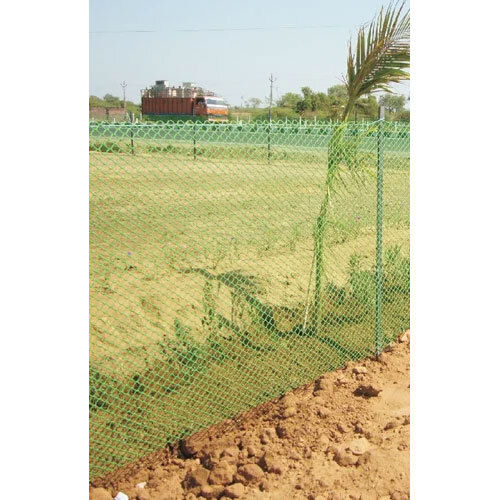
[141,97,195,116]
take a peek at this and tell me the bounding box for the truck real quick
[141,80,229,122]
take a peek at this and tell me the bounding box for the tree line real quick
[90,94,141,116]
[233,85,409,122]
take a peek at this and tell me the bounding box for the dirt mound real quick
[91,331,410,500]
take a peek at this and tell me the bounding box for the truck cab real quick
[194,96,229,121]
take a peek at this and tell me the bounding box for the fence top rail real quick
[89,120,410,130]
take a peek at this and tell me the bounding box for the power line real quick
[91,30,155,34]
[177,25,343,32]
[90,24,345,34]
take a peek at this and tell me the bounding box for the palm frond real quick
[343,2,410,120]
[327,122,379,196]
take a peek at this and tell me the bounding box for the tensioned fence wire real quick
[89,119,410,479]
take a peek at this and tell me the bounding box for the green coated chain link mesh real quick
[89,119,410,479]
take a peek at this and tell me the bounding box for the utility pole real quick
[120,81,127,109]
[268,74,276,122]
[267,74,275,163]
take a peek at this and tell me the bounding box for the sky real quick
[90,0,409,106]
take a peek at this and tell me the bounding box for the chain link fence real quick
[89,119,410,479]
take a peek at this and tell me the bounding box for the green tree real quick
[89,95,104,107]
[326,85,347,119]
[103,94,122,106]
[277,92,302,109]
[354,95,379,120]
[395,109,410,121]
[90,94,140,119]
[311,2,410,333]
[379,93,406,113]
[327,85,347,100]
[296,87,333,114]
[247,97,262,108]
[299,87,315,111]
[313,92,330,112]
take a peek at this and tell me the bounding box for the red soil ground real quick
[91,331,410,500]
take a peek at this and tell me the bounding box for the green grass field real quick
[89,137,409,478]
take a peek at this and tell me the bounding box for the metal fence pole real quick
[193,121,197,161]
[267,121,271,164]
[129,118,135,155]
[375,106,385,355]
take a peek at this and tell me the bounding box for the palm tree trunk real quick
[311,193,329,334]
[310,123,346,334]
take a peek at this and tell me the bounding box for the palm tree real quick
[311,2,410,334]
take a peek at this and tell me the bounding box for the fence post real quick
[375,106,385,356]
[267,120,271,164]
[193,121,197,161]
[129,118,135,155]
